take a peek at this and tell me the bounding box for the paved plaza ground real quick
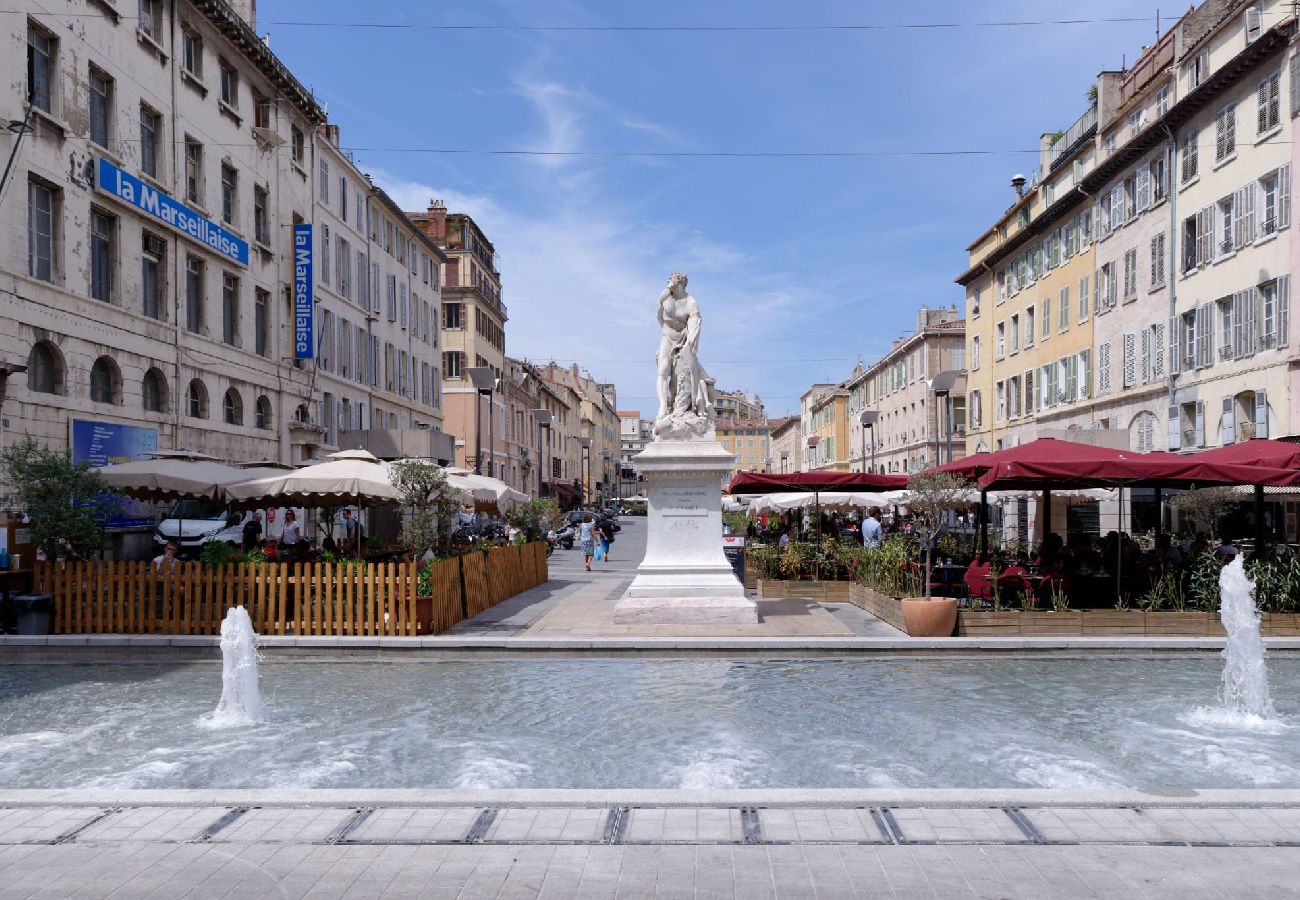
[3,792,1300,897]
[450,518,900,639]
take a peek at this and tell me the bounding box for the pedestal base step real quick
[612,594,759,626]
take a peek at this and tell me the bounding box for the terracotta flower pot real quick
[900,597,958,637]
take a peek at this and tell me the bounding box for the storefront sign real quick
[70,419,158,529]
[95,158,248,266]
[293,223,314,359]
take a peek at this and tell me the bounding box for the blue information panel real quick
[95,158,249,267]
[71,419,159,529]
[293,223,314,359]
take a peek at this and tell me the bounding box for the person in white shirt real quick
[862,507,884,550]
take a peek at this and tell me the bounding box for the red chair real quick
[964,560,993,601]
[997,566,1032,604]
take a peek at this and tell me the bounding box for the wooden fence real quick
[39,541,548,637]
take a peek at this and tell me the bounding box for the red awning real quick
[1190,438,1300,470]
[975,445,1300,491]
[913,439,1131,487]
[728,470,908,494]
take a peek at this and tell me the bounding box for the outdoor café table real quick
[1069,572,1117,606]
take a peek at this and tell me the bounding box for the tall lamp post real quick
[531,408,552,498]
[928,371,963,465]
[600,450,612,509]
[576,436,592,506]
[467,367,496,476]
[859,410,878,474]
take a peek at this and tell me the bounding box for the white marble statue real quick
[654,273,715,441]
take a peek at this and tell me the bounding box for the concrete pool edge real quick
[6,787,1300,808]
[4,634,1300,660]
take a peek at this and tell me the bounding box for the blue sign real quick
[95,158,249,266]
[293,223,314,359]
[71,419,159,529]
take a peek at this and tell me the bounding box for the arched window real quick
[25,341,63,395]
[142,368,168,413]
[223,388,243,426]
[255,395,272,430]
[187,379,208,419]
[1129,410,1157,453]
[89,356,120,404]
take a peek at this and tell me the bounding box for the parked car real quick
[154,499,303,557]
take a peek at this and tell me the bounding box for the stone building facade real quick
[4,0,446,472]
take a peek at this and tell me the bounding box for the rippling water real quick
[2,658,1299,790]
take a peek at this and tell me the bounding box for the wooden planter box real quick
[848,583,906,632]
[958,609,1233,637]
[1261,614,1300,637]
[757,579,851,603]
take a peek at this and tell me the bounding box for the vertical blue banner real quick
[293,223,314,359]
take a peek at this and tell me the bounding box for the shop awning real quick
[728,471,908,494]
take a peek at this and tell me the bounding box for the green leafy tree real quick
[388,459,462,559]
[0,437,119,561]
[506,497,559,543]
[1171,486,1239,539]
[903,472,973,599]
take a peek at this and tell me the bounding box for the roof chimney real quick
[1011,173,1027,199]
[422,200,447,246]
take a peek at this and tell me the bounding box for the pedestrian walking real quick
[596,517,614,562]
[579,513,596,572]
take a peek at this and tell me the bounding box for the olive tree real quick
[388,459,462,558]
[0,437,119,561]
[1170,486,1239,539]
[903,472,973,599]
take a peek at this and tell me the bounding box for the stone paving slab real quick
[345,807,482,843]
[0,807,107,845]
[74,806,223,843]
[211,806,356,843]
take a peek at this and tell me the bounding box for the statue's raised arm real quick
[652,273,715,441]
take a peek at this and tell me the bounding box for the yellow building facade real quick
[806,389,850,471]
[960,124,1100,453]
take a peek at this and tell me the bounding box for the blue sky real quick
[259,0,1169,418]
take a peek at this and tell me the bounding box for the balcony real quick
[1048,105,1098,171]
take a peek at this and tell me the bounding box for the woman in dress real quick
[579,513,596,572]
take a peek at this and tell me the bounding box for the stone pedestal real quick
[613,440,758,625]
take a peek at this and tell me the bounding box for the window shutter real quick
[1122,332,1136,388]
[1093,269,1102,313]
[1110,185,1124,231]
[1153,323,1166,379]
[1024,370,1034,414]
[1140,328,1151,384]
[1280,275,1290,347]
[1221,396,1235,445]
[1168,405,1181,451]
[1136,166,1150,211]
[1078,350,1091,399]
[1279,164,1291,228]
[1171,316,1182,376]
[1242,183,1256,244]
[1259,76,1271,133]
[1291,51,1300,118]
[1065,354,1078,401]
[1197,206,1214,265]
[1255,389,1269,439]
[1196,303,1213,366]
[1195,400,1206,447]
[1098,343,1111,393]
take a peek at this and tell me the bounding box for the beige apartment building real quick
[4,0,446,473]
[766,416,801,475]
[536,363,619,506]
[717,417,771,488]
[714,389,765,421]
[618,410,651,498]
[845,306,967,474]
[409,204,505,473]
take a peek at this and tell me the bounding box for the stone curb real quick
[3,787,1300,808]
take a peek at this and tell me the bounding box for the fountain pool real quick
[1,657,1298,791]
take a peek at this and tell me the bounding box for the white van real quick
[154,499,304,556]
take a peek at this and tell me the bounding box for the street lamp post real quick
[859,410,878,474]
[600,450,612,509]
[467,368,495,475]
[531,408,552,499]
[577,436,592,506]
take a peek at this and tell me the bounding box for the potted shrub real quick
[389,459,461,634]
[898,472,970,637]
